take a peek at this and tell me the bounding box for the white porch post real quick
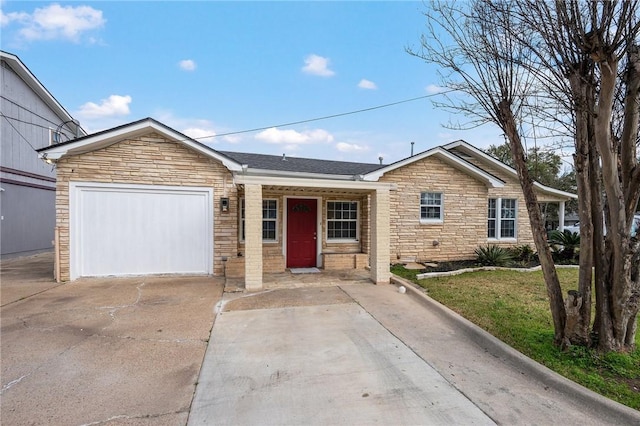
[370,188,390,284]
[559,201,566,231]
[244,183,263,291]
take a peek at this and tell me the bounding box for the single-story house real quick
[37,118,576,290]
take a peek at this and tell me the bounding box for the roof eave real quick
[362,147,504,188]
[445,140,577,200]
[1,51,85,137]
[38,118,243,172]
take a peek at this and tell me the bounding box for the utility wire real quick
[1,113,38,152]
[196,92,450,141]
[0,95,83,136]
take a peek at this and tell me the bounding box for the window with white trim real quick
[420,192,443,222]
[240,198,278,242]
[327,201,358,241]
[488,198,517,239]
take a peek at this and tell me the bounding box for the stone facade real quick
[379,154,536,263]
[52,129,558,282]
[54,133,237,281]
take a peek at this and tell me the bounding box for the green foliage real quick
[548,229,580,261]
[474,244,513,267]
[508,244,536,264]
[485,144,565,187]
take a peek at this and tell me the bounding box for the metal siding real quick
[0,58,74,257]
[0,183,55,256]
[71,183,213,279]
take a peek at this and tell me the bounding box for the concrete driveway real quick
[190,283,640,426]
[3,255,639,425]
[1,254,223,425]
[190,286,493,425]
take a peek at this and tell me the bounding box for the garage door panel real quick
[71,183,213,279]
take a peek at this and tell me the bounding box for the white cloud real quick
[182,127,216,143]
[425,84,446,94]
[77,95,131,119]
[358,79,377,90]
[3,4,105,43]
[255,127,334,145]
[153,111,231,145]
[336,142,369,153]
[301,54,335,77]
[178,59,196,71]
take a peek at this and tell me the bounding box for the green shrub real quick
[509,244,536,263]
[548,230,580,261]
[475,245,513,267]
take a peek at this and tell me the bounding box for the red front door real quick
[287,198,317,268]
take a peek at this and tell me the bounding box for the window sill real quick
[420,219,443,225]
[487,238,517,243]
[327,239,359,244]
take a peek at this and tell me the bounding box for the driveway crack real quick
[98,282,146,322]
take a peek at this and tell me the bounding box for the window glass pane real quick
[327,201,358,239]
[487,220,496,238]
[500,220,515,238]
[488,199,496,219]
[420,192,442,220]
[501,199,516,218]
[263,220,276,240]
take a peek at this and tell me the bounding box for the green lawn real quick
[391,265,640,410]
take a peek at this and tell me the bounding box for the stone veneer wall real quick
[54,133,237,281]
[453,153,536,247]
[235,190,369,270]
[379,155,497,263]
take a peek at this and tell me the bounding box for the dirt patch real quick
[222,286,354,311]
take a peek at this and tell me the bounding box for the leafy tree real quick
[410,0,640,352]
[486,143,578,220]
[486,144,563,187]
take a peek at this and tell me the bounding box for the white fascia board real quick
[445,140,577,200]
[234,174,397,191]
[444,140,517,176]
[363,146,504,188]
[1,51,85,136]
[242,168,358,181]
[39,119,243,172]
[534,183,578,200]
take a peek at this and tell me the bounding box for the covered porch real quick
[232,174,396,291]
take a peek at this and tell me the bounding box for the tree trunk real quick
[498,100,567,346]
[566,70,593,345]
[593,53,636,352]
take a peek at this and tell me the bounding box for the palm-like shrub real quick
[475,244,513,267]
[548,229,580,261]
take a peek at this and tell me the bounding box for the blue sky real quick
[1,1,503,164]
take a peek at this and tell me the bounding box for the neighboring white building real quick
[1,50,85,258]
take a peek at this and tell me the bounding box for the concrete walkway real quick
[190,279,640,425]
[345,281,640,425]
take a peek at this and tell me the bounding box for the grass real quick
[391,264,640,410]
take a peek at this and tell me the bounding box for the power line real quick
[0,95,83,137]
[195,92,449,141]
[1,113,38,152]
[1,95,61,127]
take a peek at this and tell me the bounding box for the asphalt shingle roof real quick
[218,151,385,176]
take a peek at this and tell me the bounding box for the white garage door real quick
[70,182,213,279]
